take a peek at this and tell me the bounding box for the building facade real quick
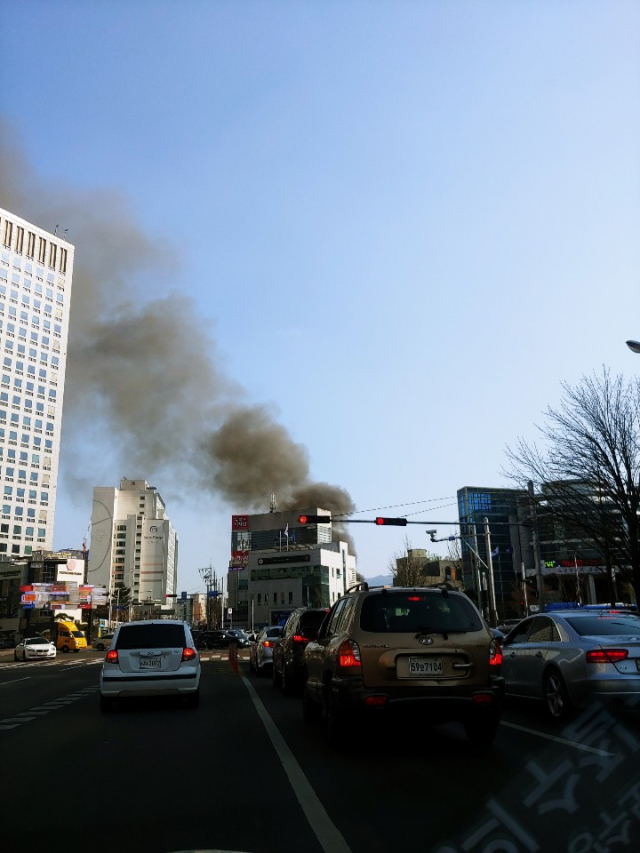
[89,478,177,608]
[0,208,74,558]
[229,508,357,628]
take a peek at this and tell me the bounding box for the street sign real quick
[208,590,221,598]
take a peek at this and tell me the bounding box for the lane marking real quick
[1,717,36,723]
[241,673,352,853]
[0,677,31,685]
[0,724,19,730]
[501,720,616,756]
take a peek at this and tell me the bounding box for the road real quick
[1,648,640,853]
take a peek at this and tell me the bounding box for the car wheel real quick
[302,688,323,725]
[282,663,295,696]
[543,669,572,720]
[61,646,69,653]
[186,689,200,709]
[324,688,346,748]
[100,695,113,713]
[464,712,500,748]
[96,643,104,652]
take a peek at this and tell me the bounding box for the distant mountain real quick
[362,574,393,587]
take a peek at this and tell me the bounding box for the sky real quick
[0,0,638,596]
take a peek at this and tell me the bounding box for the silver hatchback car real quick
[502,609,640,719]
[99,620,200,712]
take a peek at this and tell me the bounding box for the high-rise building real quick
[88,478,178,607]
[0,208,74,557]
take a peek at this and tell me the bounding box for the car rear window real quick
[116,624,187,649]
[300,610,329,629]
[266,627,282,638]
[360,592,483,633]
[565,614,640,636]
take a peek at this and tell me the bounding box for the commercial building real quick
[229,508,357,627]
[89,478,178,610]
[0,208,74,557]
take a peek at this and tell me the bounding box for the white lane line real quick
[501,720,616,756]
[241,673,352,853]
[0,677,31,685]
[1,717,36,723]
[0,724,19,730]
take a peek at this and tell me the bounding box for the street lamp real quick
[626,340,640,353]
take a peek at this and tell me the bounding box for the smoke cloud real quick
[0,124,355,548]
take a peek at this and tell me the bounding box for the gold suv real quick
[302,584,504,747]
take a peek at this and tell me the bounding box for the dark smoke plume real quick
[0,124,356,548]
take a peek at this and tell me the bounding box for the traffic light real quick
[375,517,408,526]
[298,514,331,524]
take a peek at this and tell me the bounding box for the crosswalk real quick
[0,685,100,730]
[0,658,103,671]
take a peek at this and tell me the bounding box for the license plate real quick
[139,657,162,669]
[636,660,640,673]
[408,657,443,676]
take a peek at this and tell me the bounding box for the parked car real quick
[99,620,200,712]
[272,607,329,694]
[249,625,283,675]
[93,634,114,652]
[14,637,57,661]
[302,584,504,747]
[226,629,251,647]
[502,609,640,720]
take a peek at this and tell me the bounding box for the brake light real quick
[472,692,495,705]
[105,650,119,664]
[263,640,273,648]
[293,634,309,644]
[338,640,362,669]
[489,638,503,667]
[182,647,197,662]
[586,648,629,664]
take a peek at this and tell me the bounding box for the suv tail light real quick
[293,634,309,644]
[489,638,502,667]
[182,647,197,662]
[105,650,119,664]
[586,648,629,664]
[338,640,362,669]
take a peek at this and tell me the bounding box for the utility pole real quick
[528,480,545,612]
[484,517,498,626]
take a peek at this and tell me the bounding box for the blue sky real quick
[1,1,638,594]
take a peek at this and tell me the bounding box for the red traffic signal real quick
[298,514,331,524]
[375,517,408,526]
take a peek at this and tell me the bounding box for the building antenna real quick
[54,225,59,236]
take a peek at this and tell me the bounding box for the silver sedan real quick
[249,625,283,676]
[502,609,640,719]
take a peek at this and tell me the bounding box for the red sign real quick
[232,515,250,530]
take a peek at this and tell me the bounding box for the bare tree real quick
[506,369,640,602]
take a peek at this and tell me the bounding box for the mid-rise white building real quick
[0,208,73,557]
[229,508,357,627]
[89,478,177,606]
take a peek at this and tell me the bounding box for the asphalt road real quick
[1,648,640,853]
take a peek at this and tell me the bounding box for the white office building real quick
[0,208,73,557]
[88,478,178,606]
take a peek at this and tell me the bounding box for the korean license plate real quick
[408,657,443,676]
[139,657,162,669]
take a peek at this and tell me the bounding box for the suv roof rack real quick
[346,582,369,593]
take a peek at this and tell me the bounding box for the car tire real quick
[464,713,500,748]
[186,689,200,709]
[95,643,105,652]
[302,689,323,725]
[324,689,346,748]
[61,646,69,653]
[543,669,572,720]
[282,663,295,696]
[100,695,113,713]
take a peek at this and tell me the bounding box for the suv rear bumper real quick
[330,674,504,723]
